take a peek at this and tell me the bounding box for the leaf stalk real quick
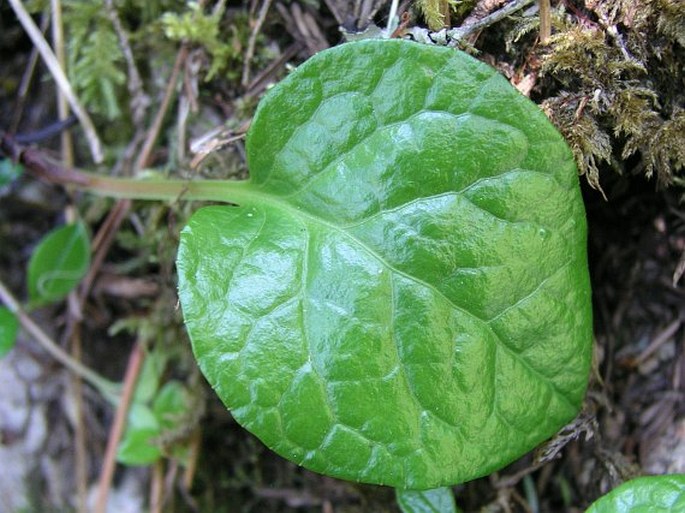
[1,132,253,205]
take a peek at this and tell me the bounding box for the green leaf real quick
[117,403,162,466]
[132,349,167,404]
[28,221,91,306]
[117,381,194,467]
[177,40,593,489]
[152,380,192,431]
[117,378,192,466]
[397,487,460,513]
[0,306,19,358]
[585,475,685,513]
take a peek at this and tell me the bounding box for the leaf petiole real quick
[1,132,255,204]
[81,172,254,204]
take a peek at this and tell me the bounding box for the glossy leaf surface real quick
[27,221,90,305]
[177,40,593,489]
[585,475,685,513]
[396,487,459,513]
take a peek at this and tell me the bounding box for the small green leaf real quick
[28,221,91,305]
[0,306,19,358]
[132,350,167,405]
[153,381,195,464]
[585,474,685,513]
[177,40,593,489]
[118,380,194,467]
[397,487,460,513]
[117,403,162,466]
[152,380,192,430]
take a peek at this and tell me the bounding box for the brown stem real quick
[70,321,89,513]
[539,0,551,44]
[1,133,90,186]
[242,0,274,87]
[150,460,165,513]
[135,44,189,171]
[94,342,146,513]
[80,200,132,303]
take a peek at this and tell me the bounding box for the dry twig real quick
[104,0,149,125]
[276,3,329,56]
[94,343,146,513]
[632,318,682,368]
[462,0,508,25]
[0,279,117,396]
[539,0,551,43]
[7,0,104,163]
[135,44,190,171]
[243,0,274,87]
[66,321,88,513]
[50,0,74,166]
[245,42,303,97]
[9,13,47,133]
[409,0,536,45]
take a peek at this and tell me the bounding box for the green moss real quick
[657,0,685,47]
[529,0,685,189]
[63,0,127,121]
[542,93,613,195]
[162,4,255,81]
[416,0,477,30]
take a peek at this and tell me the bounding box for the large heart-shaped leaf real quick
[177,39,592,489]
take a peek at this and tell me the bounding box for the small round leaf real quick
[28,221,90,305]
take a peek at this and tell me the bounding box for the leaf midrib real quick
[227,185,578,412]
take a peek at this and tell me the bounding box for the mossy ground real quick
[0,0,683,511]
